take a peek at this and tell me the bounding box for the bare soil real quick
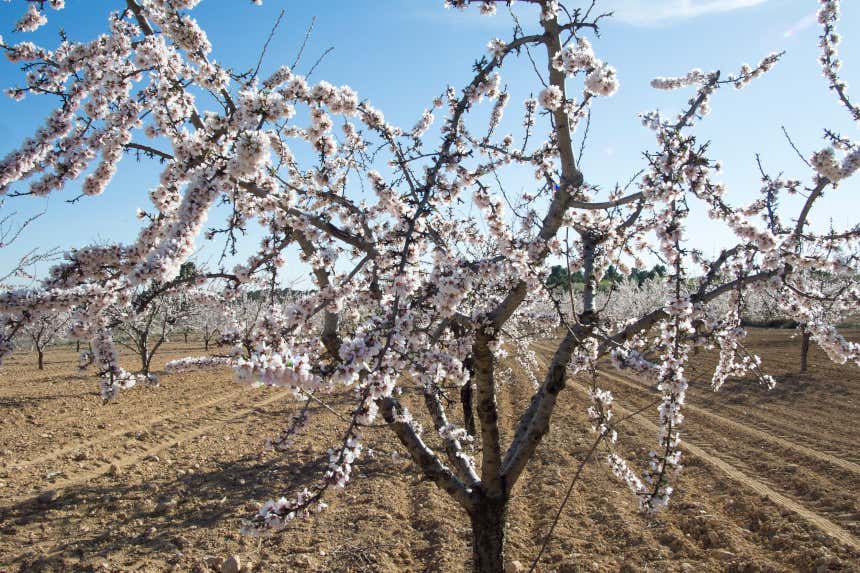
[0,328,858,572]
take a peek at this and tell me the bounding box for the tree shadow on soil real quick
[0,392,96,409]
[0,413,414,572]
[0,453,323,570]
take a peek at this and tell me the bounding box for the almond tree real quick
[166,286,302,371]
[109,286,190,383]
[20,309,70,369]
[743,269,859,372]
[0,2,858,572]
[596,276,673,327]
[0,199,59,357]
[189,290,227,350]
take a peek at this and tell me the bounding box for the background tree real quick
[109,287,190,383]
[185,288,229,350]
[20,310,70,370]
[0,199,60,360]
[743,269,859,372]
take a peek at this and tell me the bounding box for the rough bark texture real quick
[140,348,148,375]
[474,332,504,497]
[469,496,508,573]
[461,382,476,437]
[37,349,44,370]
[801,330,811,373]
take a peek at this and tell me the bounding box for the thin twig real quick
[253,8,286,81]
[307,46,334,79]
[577,109,591,165]
[292,16,316,70]
[781,125,811,168]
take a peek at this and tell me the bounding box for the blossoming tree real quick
[107,286,191,384]
[0,1,858,571]
[186,288,229,350]
[19,308,70,370]
[742,269,859,372]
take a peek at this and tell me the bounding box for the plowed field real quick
[1,328,858,572]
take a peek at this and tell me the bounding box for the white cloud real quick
[783,11,817,38]
[600,0,769,26]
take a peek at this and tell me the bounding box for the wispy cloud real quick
[782,11,817,38]
[599,0,770,26]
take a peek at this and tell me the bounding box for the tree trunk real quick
[204,338,209,351]
[469,496,507,573]
[461,356,476,437]
[140,346,149,376]
[184,330,188,343]
[37,349,44,370]
[800,330,811,373]
[76,340,81,352]
[461,382,476,437]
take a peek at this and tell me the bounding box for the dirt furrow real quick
[6,383,246,473]
[0,387,293,510]
[584,369,860,537]
[532,341,860,553]
[681,393,860,457]
[532,340,859,462]
[565,374,860,552]
[2,335,857,571]
[598,369,860,476]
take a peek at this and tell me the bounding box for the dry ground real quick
[0,328,858,572]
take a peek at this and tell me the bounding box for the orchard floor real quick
[0,328,858,572]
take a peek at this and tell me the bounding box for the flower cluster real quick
[538,86,563,111]
[587,387,617,443]
[487,38,506,59]
[811,146,860,182]
[165,355,233,372]
[651,69,705,91]
[236,341,317,390]
[584,63,620,97]
[14,4,48,32]
[552,37,619,97]
[817,0,860,123]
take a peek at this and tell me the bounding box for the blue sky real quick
[0,0,857,286]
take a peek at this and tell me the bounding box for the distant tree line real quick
[546,263,667,290]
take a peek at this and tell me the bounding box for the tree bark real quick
[800,330,811,373]
[37,349,44,370]
[140,345,149,376]
[76,340,81,353]
[461,382,476,437]
[469,496,507,573]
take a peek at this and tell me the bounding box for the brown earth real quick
[0,328,858,572]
